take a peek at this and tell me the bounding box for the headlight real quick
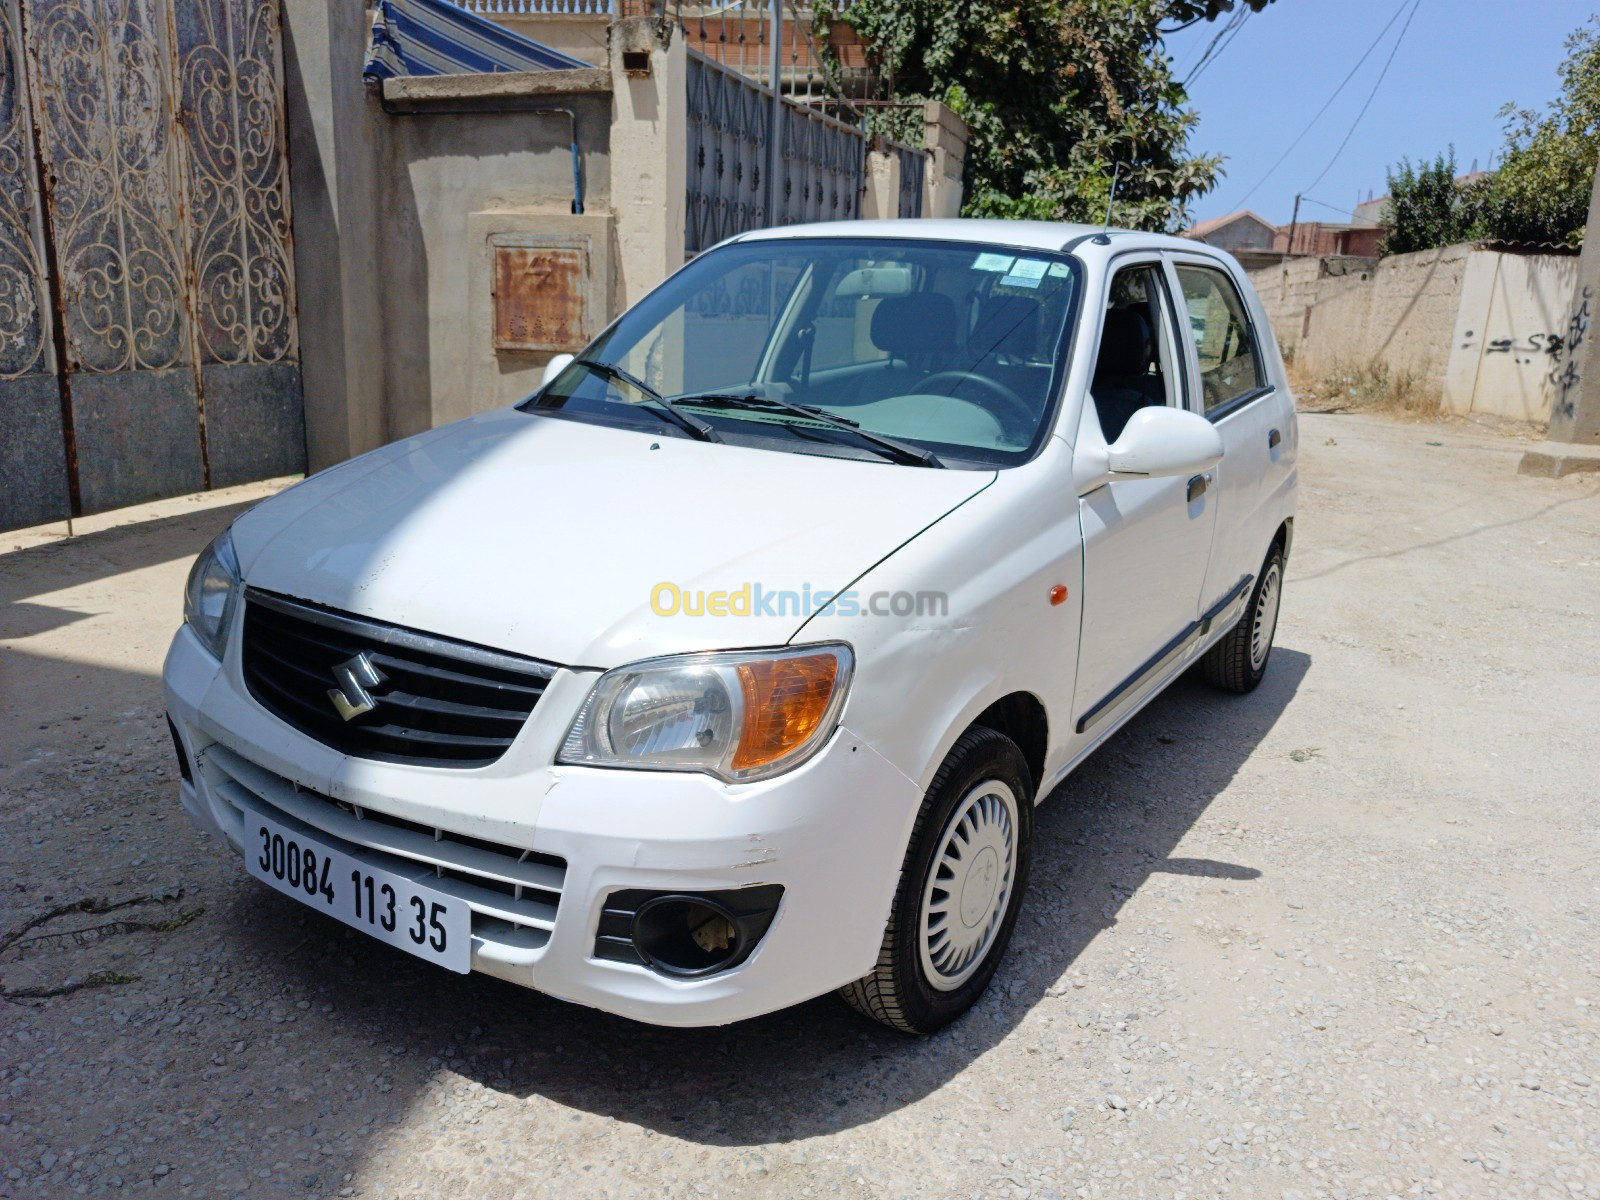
[183,529,241,660]
[558,644,853,783]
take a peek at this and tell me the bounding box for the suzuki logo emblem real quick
[327,652,384,721]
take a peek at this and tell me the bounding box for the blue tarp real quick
[363,0,590,81]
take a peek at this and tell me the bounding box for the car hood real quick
[232,409,994,668]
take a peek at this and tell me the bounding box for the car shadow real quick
[229,646,1309,1147]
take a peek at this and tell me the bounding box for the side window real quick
[1090,263,1181,443]
[1174,264,1263,415]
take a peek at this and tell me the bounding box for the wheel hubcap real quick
[919,780,1019,992]
[1250,562,1282,672]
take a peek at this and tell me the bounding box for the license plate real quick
[242,803,471,973]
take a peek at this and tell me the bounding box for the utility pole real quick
[1520,165,1600,476]
[1285,193,1302,258]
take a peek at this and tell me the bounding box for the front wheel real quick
[1202,543,1284,693]
[838,727,1034,1034]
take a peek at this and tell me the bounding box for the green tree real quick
[1379,150,1482,256]
[823,0,1278,230]
[1477,17,1599,246]
[1380,17,1597,253]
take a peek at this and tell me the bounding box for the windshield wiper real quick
[673,392,943,467]
[572,358,720,443]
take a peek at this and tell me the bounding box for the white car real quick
[163,220,1296,1033]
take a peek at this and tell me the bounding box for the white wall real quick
[1250,245,1581,422]
[1444,251,1582,422]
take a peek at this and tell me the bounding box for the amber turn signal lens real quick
[1049,584,1068,606]
[731,653,841,771]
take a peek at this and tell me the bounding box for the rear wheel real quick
[838,727,1033,1034]
[1202,543,1284,693]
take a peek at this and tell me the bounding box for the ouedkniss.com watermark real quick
[650,583,947,619]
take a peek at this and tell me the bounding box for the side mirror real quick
[541,353,576,388]
[1106,406,1223,480]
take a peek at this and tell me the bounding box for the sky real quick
[1162,0,1599,229]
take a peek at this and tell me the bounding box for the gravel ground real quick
[2,413,1598,1200]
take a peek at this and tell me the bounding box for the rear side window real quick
[1175,264,1264,415]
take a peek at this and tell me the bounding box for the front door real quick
[1071,259,1218,739]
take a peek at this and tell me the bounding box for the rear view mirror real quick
[1106,406,1223,480]
[542,353,576,388]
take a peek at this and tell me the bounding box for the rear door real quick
[1168,254,1283,617]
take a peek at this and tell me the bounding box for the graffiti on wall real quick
[1548,284,1592,421]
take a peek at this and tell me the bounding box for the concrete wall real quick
[921,101,966,219]
[1250,246,1465,406]
[376,86,614,439]
[1249,244,1580,422]
[282,3,629,469]
[282,12,962,471]
[1444,251,1583,423]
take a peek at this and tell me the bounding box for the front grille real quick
[205,744,565,940]
[241,589,556,768]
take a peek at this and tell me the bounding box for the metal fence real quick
[685,48,864,254]
[451,0,856,23]
[888,138,925,219]
[685,48,772,254]
[451,1,616,13]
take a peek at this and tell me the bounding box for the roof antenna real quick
[1092,162,1121,245]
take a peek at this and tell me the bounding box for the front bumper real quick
[162,624,921,1027]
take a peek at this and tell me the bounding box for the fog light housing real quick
[593,885,784,978]
[167,715,194,784]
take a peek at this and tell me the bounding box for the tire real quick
[838,726,1034,1034]
[1202,542,1285,694]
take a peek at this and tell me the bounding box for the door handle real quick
[1186,474,1208,502]
[1268,427,1281,449]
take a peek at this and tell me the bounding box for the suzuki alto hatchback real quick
[164,220,1296,1032]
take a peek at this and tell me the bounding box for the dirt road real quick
[2,413,1598,1200]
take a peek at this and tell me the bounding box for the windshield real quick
[525,237,1082,468]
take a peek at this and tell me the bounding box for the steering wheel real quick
[916,370,1035,437]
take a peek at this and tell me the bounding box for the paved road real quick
[2,414,1598,1200]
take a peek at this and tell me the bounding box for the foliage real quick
[821,0,1278,231]
[1380,18,1598,254]
[1378,150,1482,256]
[1475,18,1599,246]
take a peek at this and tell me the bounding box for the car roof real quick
[731,218,1209,257]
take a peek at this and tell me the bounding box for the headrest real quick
[1096,307,1153,379]
[870,293,958,360]
[970,295,1042,360]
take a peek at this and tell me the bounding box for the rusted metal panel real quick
[0,0,304,527]
[491,237,592,352]
[0,0,53,381]
[202,361,304,487]
[25,0,193,376]
[0,0,72,529]
[172,0,298,368]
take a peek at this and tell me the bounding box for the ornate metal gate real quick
[0,0,303,532]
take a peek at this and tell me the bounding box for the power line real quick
[1299,0,1423,196]
[1183,6,1251,86]
[1188,10,1253,85]
[1228,0,1413,212]
[1300,195,1357,219]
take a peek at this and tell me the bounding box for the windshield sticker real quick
[1048,262,1070,277]
[972,252,1016,273]
[1007,258,1049,281]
